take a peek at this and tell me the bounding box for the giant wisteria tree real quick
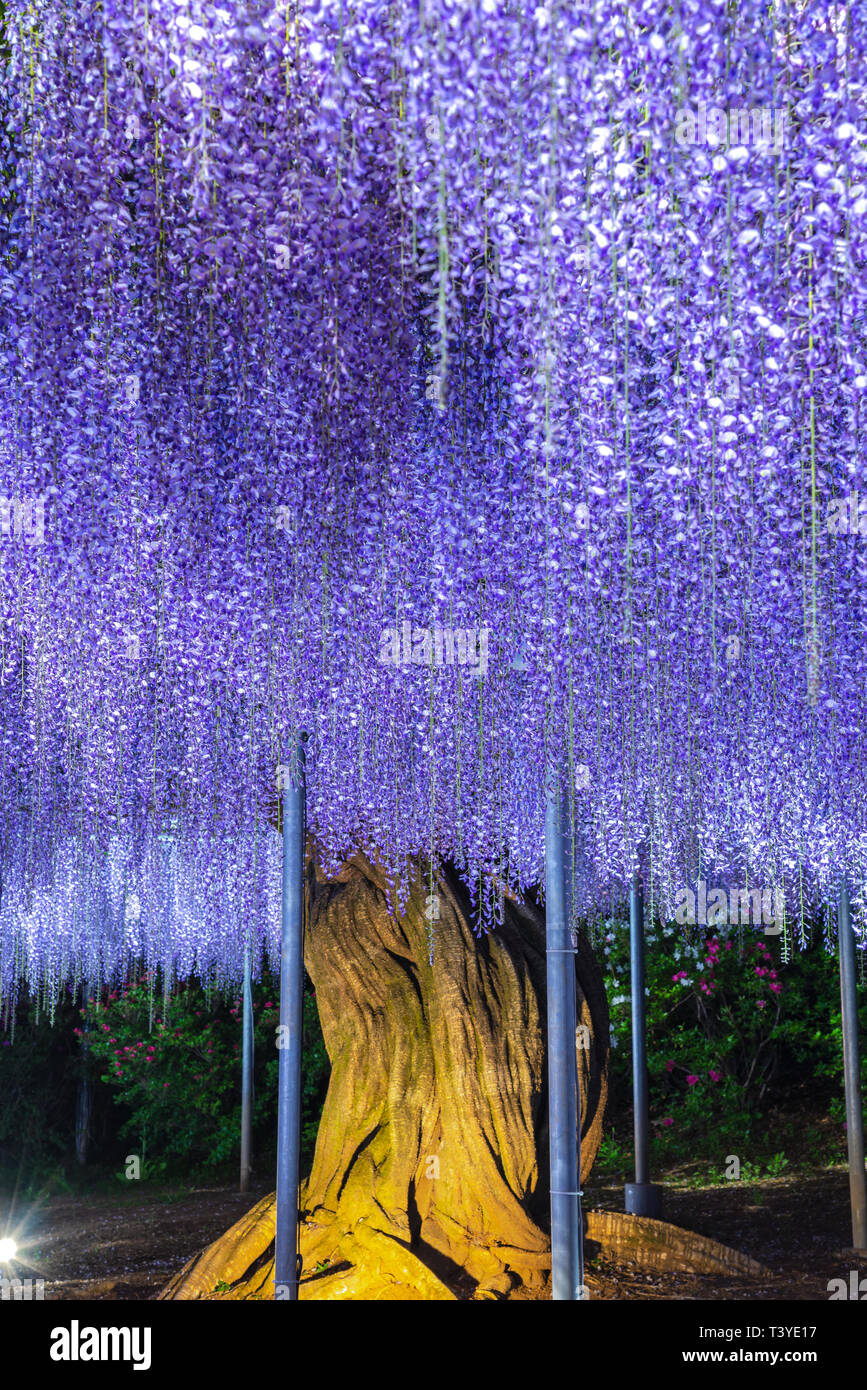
[0,0,865,1297]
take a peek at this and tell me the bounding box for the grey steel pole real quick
[240,939,254,1194]
[631,874,649,1184]
[838,883,867,1253]
[625,873,662,1218]
[274,734,306,1299]
[545,769,581,1300]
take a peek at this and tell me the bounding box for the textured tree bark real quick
[75,1016,92,1166]
[74,1070,91,1166]
[161,849,609,1300]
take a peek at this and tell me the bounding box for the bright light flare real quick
[0,1237,17,1261]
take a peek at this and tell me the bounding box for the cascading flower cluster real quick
[0,0,865,1000]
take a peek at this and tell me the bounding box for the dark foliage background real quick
[596,912,866,1181]
[0,966,329,1193]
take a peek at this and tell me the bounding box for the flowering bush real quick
[82,970,329,1180]
[600,913,866,1168]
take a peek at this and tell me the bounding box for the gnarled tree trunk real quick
[161,850,608,1300]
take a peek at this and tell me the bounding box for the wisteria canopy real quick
[0,0,865,998]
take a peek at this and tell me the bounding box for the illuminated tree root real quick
[161,852,609,1301]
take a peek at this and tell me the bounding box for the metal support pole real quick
[625,873,662,1218]
[545,770,581,1300]
[838,883,867,1253]
[240,939,254,1194]
[274,734,306,1299]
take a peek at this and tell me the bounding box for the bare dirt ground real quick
[2,1163,862,1301]
[567,1165,862,1302]
[3,1183,274,1300]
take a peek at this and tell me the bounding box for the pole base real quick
[624,1182,663,1219]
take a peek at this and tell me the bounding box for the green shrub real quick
[598,914,865,1174]
[81,969,329,1181]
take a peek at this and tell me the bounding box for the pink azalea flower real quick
[709,1070,722,1082]
[756,1000,767,1009]
[665,1059,675,1072]
[661,1117,674,1127]
[769,982,782,993]
[686,1074,699,1085]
